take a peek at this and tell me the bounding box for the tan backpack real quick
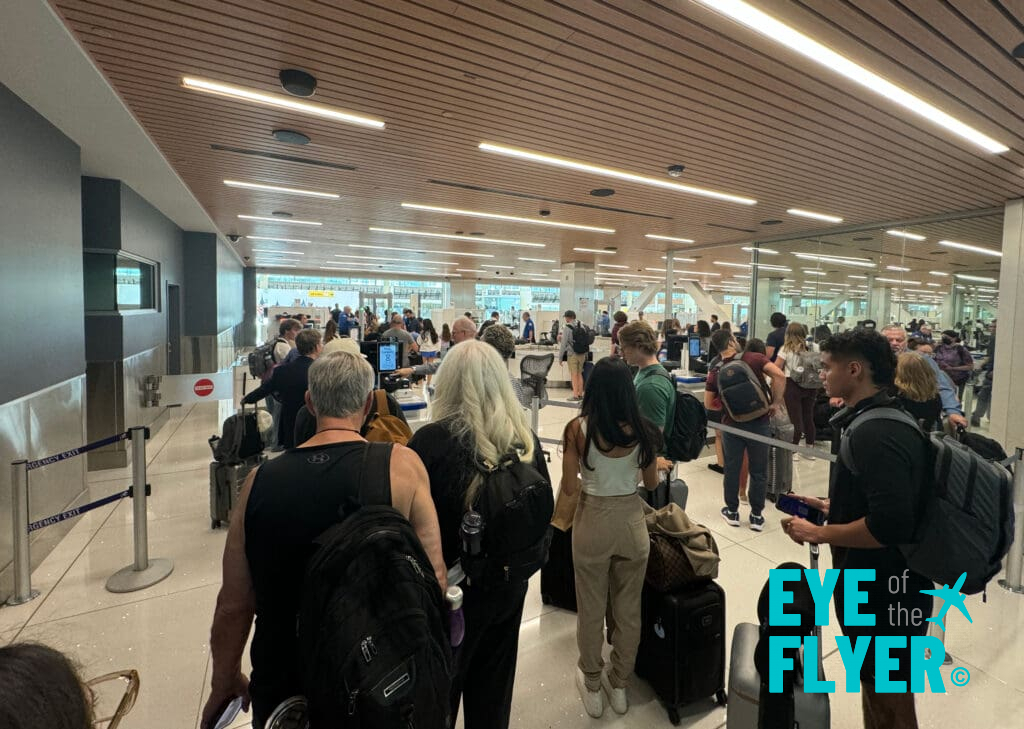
[361,390,413,445]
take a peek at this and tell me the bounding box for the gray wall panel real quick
[0,82,85,405]
[217,238,244,333]
[183,232,218,336]
[243,267,258,346]
[0,376,87,602]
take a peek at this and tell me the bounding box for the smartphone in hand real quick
[776,494,826,526]
[205,696,243,729]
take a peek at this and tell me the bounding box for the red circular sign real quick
[193,378,215,397]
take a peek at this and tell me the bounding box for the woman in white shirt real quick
[418,318,441,384]
[774,322,820,454]
[561,358,661,718]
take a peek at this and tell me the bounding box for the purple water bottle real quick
[446,586,465,648]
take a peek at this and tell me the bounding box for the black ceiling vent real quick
[210,145,356,171]
[272,129,311,145]
[853,236,874,241]
[469,231,485,236]
[760,219,783,225]
[706,222,757,233]
[590,188,615,197]
[272,211,293,218]
[930,251,948,254]
[280,69,317,97]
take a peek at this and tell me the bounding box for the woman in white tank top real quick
[560,358,661,717]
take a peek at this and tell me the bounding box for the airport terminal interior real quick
[2,1,1024,727]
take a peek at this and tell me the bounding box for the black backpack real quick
[248,337,286,380]
[839,406,1015,595]
[651,369,708,462]
[462,451,554,586]
[210,402,264,464]
[714,357,771,422]
[570,323,595,354]
[298,444,452,729]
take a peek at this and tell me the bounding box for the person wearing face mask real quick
[933,330,974,401]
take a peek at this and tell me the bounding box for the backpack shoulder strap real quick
[374,389,389,415]
[838,407,922,475]
[355,442,393,508]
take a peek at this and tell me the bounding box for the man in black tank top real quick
[200,351,446,729]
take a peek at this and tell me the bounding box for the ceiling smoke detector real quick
[272,129,311,145]
[279,69,317,97]
[667,164,686,177]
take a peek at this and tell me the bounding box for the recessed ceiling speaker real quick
[271,129,311,145]
[590,188,615,197]
[760,219,783,225]
[279,69,317,97]
[667,164,686,177]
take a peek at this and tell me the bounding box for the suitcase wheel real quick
[667,706,680,726]
[211,519,221,530]
[715,689,727,706]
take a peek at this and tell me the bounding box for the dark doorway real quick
[167,283,181,375]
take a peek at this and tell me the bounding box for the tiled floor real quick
[1,387,1021,729]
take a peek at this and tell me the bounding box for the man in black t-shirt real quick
[764,312,787,362]
[783,329,931,729]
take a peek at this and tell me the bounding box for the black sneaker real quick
[708,463,725,474]
[720,507,740,527]
[749,513,765,532]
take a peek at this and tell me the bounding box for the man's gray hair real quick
[451,316,476,336]
[307,352,375,418]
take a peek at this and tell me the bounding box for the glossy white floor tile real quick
[0,393,1020,729]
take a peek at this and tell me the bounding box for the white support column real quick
[754,277,782,337]
[867,276,893,325]
[989,199,1024,448]
[664,252,674,323]
[628,284,661,315]
[678,281,729,322]
[559,262,596,326]
[819,293,850,321]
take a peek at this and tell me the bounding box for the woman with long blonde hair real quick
[895,351,942,431]
[407,340,551,729]
[774,322,820,454]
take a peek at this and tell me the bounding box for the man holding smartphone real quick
[782,329,932,729]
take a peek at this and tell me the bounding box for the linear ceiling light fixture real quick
[251,249,303,255]
[926,282,942,287]
[886,265,911,272]
[334,254,457,266]
[793,253,875,268]
[928,271,949,277]
[257,263,297,268]
[239,214,321,226]
[246,236,311,244]
[660,256,698,263]
[741,246,779,254]
[939,240,1002,257]
[519,257,557,263]
[182,77,385,128]
[693,1,1008,154]
[369,227,544,248]
[713,261,792,271]
[598,263,629,269]
[886,230,926,241]
[954,274,998,283]
[573,247,616,255]
[647,234,697,244]
[479,143,757,205]
[875,277,921,285]
[348,244,493,259]
[319,266,462,278]
[224,180,338,199]
[400,203,614,233]
[786,208,844,223]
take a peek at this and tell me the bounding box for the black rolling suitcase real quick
[636,581,727,724]
[640,469,689,510]
[209,454,266,529]
[540,526,577,611]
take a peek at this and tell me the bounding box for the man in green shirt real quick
[618,321,674,453]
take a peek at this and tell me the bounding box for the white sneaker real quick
[576,668,604,718]
[601,669,628,714]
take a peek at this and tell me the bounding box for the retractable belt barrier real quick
[6,426,174,607]
[707,421,838,463]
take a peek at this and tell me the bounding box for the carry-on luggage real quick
[210,454,266,529]
[540,526,577,612]
[726,546,830,729]
[640,469,689,510]
[635,581,728,725]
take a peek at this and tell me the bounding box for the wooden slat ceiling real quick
[51,0,1024,284]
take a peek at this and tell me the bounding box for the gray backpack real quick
[791,349,824,390]
[839,407,1014,595]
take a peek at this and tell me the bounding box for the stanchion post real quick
[105,427,174,594]
[999,447,1024,594]
[6,460,38,606]
[531,396,540,434]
